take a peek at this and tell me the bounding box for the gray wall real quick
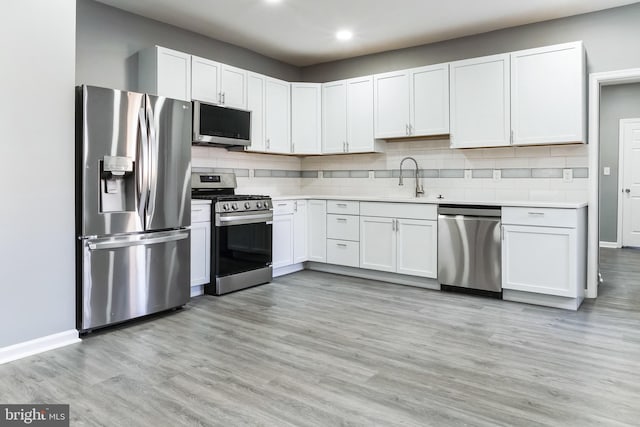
[76,0,301,91]
[599,83,640,243]
[0,1,76,347]
[301,3,640,82]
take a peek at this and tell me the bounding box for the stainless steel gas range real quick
[191,172,273,295]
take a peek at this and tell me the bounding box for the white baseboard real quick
[0,329,80,365]
[273,263,304,278]
[599,241,620,249]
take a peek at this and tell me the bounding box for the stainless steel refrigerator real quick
[76,85,192,333]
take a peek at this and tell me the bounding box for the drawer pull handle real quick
[337,203,348,207]
[528,212,545,216]
[192,209,203,212]
[277,203,288,207]
[336,243,347,247]
[336,218,347,222]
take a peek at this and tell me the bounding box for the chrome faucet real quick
[399,156,424,197]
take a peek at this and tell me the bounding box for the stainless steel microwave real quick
[192,100,251,148]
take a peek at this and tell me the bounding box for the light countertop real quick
[270,195,588,209]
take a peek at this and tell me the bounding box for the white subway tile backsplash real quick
[514,146,551,158]
[528,157,566,168]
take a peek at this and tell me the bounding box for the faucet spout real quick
[399,156,425,197]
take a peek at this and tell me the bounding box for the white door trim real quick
[588,68,640,298]
[617,118,640,248]
[0,330,80,365]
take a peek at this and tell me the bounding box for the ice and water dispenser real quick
[99,155,135,213]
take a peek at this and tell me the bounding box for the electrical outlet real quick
[464,169,472,180]
[249,169,254,180]
[493,169,501,181]
[318,170,324,179]
[368,170,374,180]
[563,168,573,183]
[603,167,611,176]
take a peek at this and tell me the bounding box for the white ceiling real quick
[96,0,639,66]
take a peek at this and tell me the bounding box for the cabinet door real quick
[374,70,410,138]
[396,219,437,278]
[156,47,191,101]
[265,77,291,153]
[360,216,396,272]
[246,72,265,152]
[291,83,322,154]
[511,42,585,145]
[190,221,211,286]
[502,225,577,297]
[272,214,294,269]
[293,200,308,264]
[410,64,449,136]
[450,54,510,148]
[220,64,247,109]
[322,80,347,153]
[191,55,220,104]
[347,76,375,153]
[307,200,327,263]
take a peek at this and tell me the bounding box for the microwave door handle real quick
[137,108,149,228]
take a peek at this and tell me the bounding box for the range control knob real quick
[244,202,251,209]
[231,203,238,210]
[263,201,270,209]
[222,203,230,211]
[256,202,263,209]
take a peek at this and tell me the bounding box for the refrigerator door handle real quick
[137,108,150,225]
[144,96,156,227]
[87,231,189,251]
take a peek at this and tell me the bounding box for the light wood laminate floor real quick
[1,248,639,426]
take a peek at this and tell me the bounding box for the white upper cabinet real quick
[374,63,449,139]
[374,70,410,138]
[191,56,247,109]
[246,72,266,152]
[510,41,585,145]
[322,76,381,154]
[346,76,377,153]
[191,56,220,104]
[138,46,192,101]
[264,77,291,153]
[450,53,511,148]
[410,64,450,136]
[291,83,322,155]
[248,73,290,154]
[322,80,348,153]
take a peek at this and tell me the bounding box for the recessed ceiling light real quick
[265,0,281,4]
[336,30,353,41]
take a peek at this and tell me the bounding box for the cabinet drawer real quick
[327,214,359,241]
[326,239,359,268]
[191,205,211,223]
[327,200,359,215]
[502,207,577,228]
[273,200,295,215]
[360,202,437,220]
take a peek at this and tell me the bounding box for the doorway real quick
[590,73,640,298]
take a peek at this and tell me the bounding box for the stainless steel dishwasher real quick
[437,205,502,296]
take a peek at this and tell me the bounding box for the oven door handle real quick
[216,212,273,227]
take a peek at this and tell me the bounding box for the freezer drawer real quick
[79,230,190,331]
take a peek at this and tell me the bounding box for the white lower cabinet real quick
[272,213,294,269]
[359,202,438,278]
[293,200,307,264]
[273,200,308,271]
[501,206,587,307]
[396,218,437,278]
[360,215,437,278]
[190,202,211,288]
[307,200,327,263]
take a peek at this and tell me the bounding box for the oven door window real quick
[216,222,272,277]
